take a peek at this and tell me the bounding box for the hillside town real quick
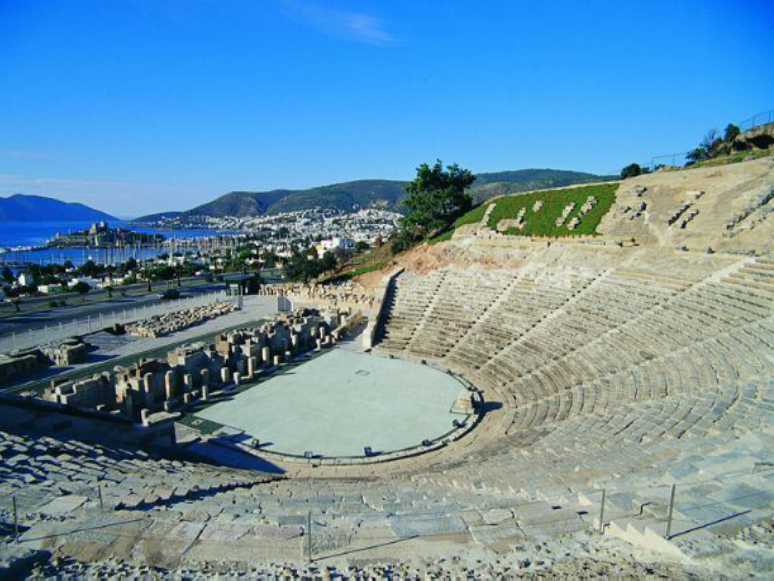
[1,207,400,302]
[136,207,401,245]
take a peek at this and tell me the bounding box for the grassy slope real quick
[488,183,617,236]
[688,148,773,170]
[428,203,490,244]
[431,183,618,242]
[320,242,394,282]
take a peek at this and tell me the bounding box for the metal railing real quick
[739,109,774,132]
[645,108,773,172]
[1,467,770,562]
[648,151,691,170]
[0,290,229,354]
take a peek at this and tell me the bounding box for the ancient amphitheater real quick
[1,158,773,577]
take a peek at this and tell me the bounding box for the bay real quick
[0,221,238,266]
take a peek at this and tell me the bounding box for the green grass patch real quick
[453,202,490,227]
[427,183,617,242]
[689,148,772,169]
[485,183,618,237]
[428,228,455,244]
[325,259,389,282]
[427,200,495,244]
[351,260,387,277]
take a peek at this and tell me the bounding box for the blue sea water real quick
[0,221,236,266]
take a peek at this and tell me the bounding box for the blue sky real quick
[1,0,772,217]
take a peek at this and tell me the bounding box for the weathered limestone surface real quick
[40,307,350,423]
[125,302,237,338]
[3,160,774,576]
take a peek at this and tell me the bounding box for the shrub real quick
[401,160,475,236]
[390,230,415,255]
[724,123,740,143]
[620,163,643,179]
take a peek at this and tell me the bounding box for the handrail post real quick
[665,484,676,539]
[598,489,606,534]
[306,511,313,563]
[12,495,19,542]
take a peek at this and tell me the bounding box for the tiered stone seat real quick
[378,258,773,525]
[2,256,772,574]
[0,419,274,520]
[446,269,597,371]
[379,270,447,351]
[408,270,512,358]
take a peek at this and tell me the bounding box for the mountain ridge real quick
[133,169,614,222]
[0,194,117,223]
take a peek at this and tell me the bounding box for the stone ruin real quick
[260,281,376,311]
[667,190,704,229]
[724,187,774,237]
[496,207,527,232]
[567,196,597,230]
[0,338,90,383]
[618,185,648,220]
[0,349,46,384]
[555,202,576,227]
[43,307,357,425]
[125,302,237,338]
[41,338,90,366]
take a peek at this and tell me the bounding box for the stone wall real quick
[125,302,237,338]
[363,267,404,351]
[260,281,376,312]
[40,307,352,425]
[0,350,46,384]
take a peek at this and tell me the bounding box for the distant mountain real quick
[0,194,116,222]
[133,180,408,222]
[468,169,615,204]
[127,210,183,223]
[133,169,615,221]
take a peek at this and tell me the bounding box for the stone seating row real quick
[438,263,770,409]
[379,271,448,350]
[498,311,772,408]
[377,260,772,506]
[0,423,269,518]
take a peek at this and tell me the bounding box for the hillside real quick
[424,156,774,255]
[0,194,116,222]
[468,169,614,203]
[132,169,614,222]
[186,189,294,218]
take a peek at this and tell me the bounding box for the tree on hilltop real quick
[394,160,475,253]
[688,129,722,163]
[620,163,643,179]
[724,123,740,143]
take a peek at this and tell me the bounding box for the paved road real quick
[1,275,207,314]
[0,279,226,337]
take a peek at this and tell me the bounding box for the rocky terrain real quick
[1,158,772,578]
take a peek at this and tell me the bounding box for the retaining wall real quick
[362,267,404,351]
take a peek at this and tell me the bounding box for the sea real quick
[0,221,237,266]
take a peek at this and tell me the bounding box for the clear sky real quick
[1,0,772,217]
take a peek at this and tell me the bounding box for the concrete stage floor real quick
[195,349,467,457]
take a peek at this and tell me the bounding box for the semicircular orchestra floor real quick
[194,349,469,457]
